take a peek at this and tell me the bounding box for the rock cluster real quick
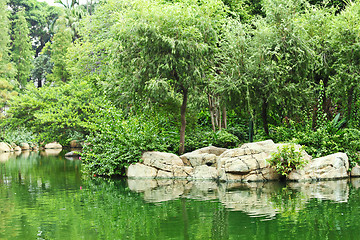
[127,140,353,182]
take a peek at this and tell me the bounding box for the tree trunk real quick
[347,86,354,121]
[218,105,222,131]
[179,88,188,155]
[37,77,42,88]
[249,117,254,142]
[222,105,227,129]
[261,99,269,136]
[208,95,216,132]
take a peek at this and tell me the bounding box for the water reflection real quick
[1,152,360,240]
[128,179,351,217]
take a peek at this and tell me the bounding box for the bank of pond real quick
[1,150,360,239]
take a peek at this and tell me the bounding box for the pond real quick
[1,151,360,240]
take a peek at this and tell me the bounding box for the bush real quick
[81,106,179,177]
[2,81,101,146]
[269,114,360,167]
[185,128,239,152]
[0,127,35,145]
[268,144,308,176]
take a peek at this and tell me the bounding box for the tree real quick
[218,0,313,136]
[31,53,53,88]
[106,0,226,154]
[8,0,61,56]
[328,1,360,127]
[11,8,33,88]
[46,16,72,83]
[0,0,15,80]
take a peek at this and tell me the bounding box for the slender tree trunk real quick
[179,88,188,155]
[208,95,216,132]
[261,99,269,136]
[347,86,354,121]
[218,105,222,131]
[249,117,254,142]
[222,105,227,129]
[37,77,42,88]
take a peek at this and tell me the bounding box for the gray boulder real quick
[217,140,281,182]
[20,142,31,150]
[14,146,22,152]
[44,142,63,149]
[288,152,349,181]
[127,163,158,179]
[350,164,360,177]
[142,151,184,172]
[180,146,227,167]
[191,165,218,180]
[0,142,12,152]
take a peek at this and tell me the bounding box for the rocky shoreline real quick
[127,140,360,182]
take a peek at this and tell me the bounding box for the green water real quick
[1,152,360,240]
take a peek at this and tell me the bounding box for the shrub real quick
[81,106,179,177]
[0,127,35,145]
[268,144,308,176]
[269,114,360,167]
[2,81,101,146]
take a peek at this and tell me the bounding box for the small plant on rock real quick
[268,144,308,177]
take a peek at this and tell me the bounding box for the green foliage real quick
[270,114,360,167]
[11,8,34,88]
[8,0,61,55]
[268,144,307,176]
[46,16,72,83]
[2,80,101,145]
[81,107,180,176]
[0,79,17,112]
[31,53,53,87]
[0,126,35,145]
[0,0,15,80]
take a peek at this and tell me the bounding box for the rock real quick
[70,140,82,148]
[14,146,22,152]
[193,146,228,156]
[156,170,173,178]
[20,142,31,150]
[44,142,63,149]
[142,151,183,172]
[127,163,158,179]
[180,146,227,167]
[180,152,217,167]
[65,151,80,157]
[191,165,218,180]
[0,142,12,152]
[351,164,360,177]
[216,140,281,182]
[173,166,189,178]
[288,152,349,181]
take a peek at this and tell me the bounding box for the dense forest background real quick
[1,0,360,176]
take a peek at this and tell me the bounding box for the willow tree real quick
[218,0,313,136]
[98,0,226,154]
[329,1,360,126]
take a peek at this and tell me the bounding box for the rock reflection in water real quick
[0,152,13,162]
[40,148,62,156]
[351,178,360,189]
[128,179,350,217]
